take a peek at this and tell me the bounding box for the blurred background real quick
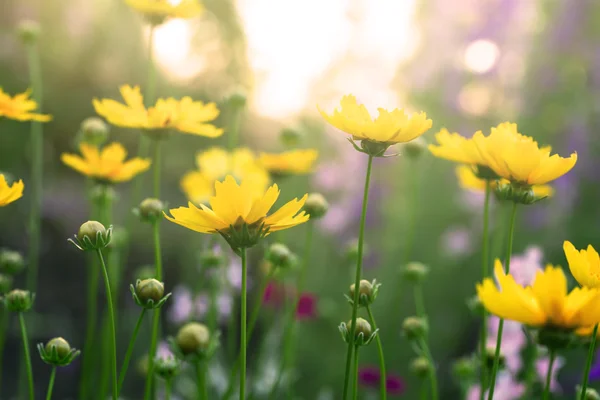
[1,0,599,398]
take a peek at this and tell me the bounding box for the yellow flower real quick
[61,142,151,183]
[455,165,554,197]
[259,149,318,175]
[166,176,309,249]
[93,85,223,138]
[0,88,51,122]
[317,95,432,145]
[180,148,270,204]
[564,241,600,288]
[477,260,600,329]
[125,0,203,21]
[473,122,577,185]
[0,175,24,206]
[428,128,487,165]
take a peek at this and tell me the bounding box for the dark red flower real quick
[358,365,405,396]
[295,292,317,320]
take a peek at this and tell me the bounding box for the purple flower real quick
[295,293,317,320]
[169,286,194,323]
[589,352,600,381]
[358,366,405,396]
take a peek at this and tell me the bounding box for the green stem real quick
[196,361,208,400]
[487,202,518,400]
[97,249,118,400]
[239,248,248,400]
[418,338,438,400]
[352,346,360,400]
[342,154,373,399]
[0,310,8,390]
[543,350,556,400]
[165,380,172,400]
[45,366,56,400]
[144,220,163,400]
[523,337,538,399]
[366,306,387,400]
[419,380,428,400]
[152,140,161,198]
[403,157,420,265]
[479,181,491,400]
[414,284,425,318]
[227,106,243,150]
[580,324,598,400]
[117,308,147,394]
[19,313,34,400]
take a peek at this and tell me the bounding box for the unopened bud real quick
[347,279,380,307]
[154,355,180,381]
[176,323,210,355]
[303,193,328,219]
[266,243,296,269]
[5,289,34,312]
[38,337,80,367]
[410,357,431,378]
[484,345,505,370]
[402,316,428,340]
[279,128,303,147]
[136,279,165,303]
[452,357,476,381]
[576,386,600,400]
[80,117,109,146]
[0,249,25,275]
[138,198,164,223]
[402,262,428,283]
[0,274,13,293]
[198,248,226,269]
[349,317,372,340]
[402,137,427,159]
[17,20,40,45]
[227,91,247,109]
[71,221,112,251]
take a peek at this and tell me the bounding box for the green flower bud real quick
[46,337,70,359]
[154,355,180,381]
[80,117,109,146]
[350,318,372,339]
[70,221,112,251]
[303,193,329,219]
[402,316,428,340]
[338,317,377,346]
[402,262,428,283]
[227,91,247,109]
[410,357,431,378]
[266,243,297,270]
[402,137,427,159]
[484,345,505,370]
[0,249,25,275]
[5,289,34,312]
[350,280,373,299]
[347,279,381,307]
[452,357,477,382]
[0,274,13,294]
[138,198,165,223]
[358,139,392,157]
[279,128,303,147]
[176,323,210,355]
[198,248,226,269]
[576,386,600,400]
[345,239,369,263]
[17,20,40,45]
[37,337,80,367]
[136,279,165,303]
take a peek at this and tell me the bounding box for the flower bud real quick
[176,322,210,355]
[136,279,165,303]
[347,279,380,307]
[227,91,247,109]
[349,317,372,340]
[80,117,109,146]
[70,221,112,251]
[266,243,296,270]
[303,193,328,219]
[154,355,180,381]
[402,262,428,283]
[339,317,377,346]
[345,239,369,263]
[138,198,165,223]
[0,274,13,294]
[0,249,25,275]
[17,20,40,45]
[484,345,505,370]
[410,357,431,378]
[279,128,303,147]
[577,386,600,400]
[402,316,428,340]
[46,337,70,359]
[198,247,226,269]
[38,337,80,367]
[402,137,427,159]
[452,357,476,381]
[5,289,34,312]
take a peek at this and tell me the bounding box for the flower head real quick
[61,142,151,183]
[93,85,222,139]
[0,175,24,206]
[0,88,51,122]
[181,148,269,204]
[477,261,600,329]
[259,149,318,175]
[165,175,309,251]
[125,0,203,23]
[564,241,600,288]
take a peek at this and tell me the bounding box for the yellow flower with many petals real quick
[473,122,577,185]
[455,166,554,197]
[0,175,24,206]
[318,95,432,155]
[477,260,600,329]
[61,142,151,183]
[259,149,318,175]
[564,241,600,288]
[126,0,203,23]
[180,148,270,204]
[429,128,488,165]
[166,175,309,250]
[93,85,223,139]
[0,88,51,122]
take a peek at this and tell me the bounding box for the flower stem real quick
[402,156,420,265]
[19,313,34,400]
[196,361,208,400]
[414,283,425,318]
[366,305,387,400]
[165,379,172,400]
[152,140,161,198]
[342,154,374,399]
[418,337,438,400]
[239,248,248,400]
[144,220,163,400]
[479,181,491,400]
[45,366,56,400]
[352,346,360,400]
[580,323,599,400]
[227,105,243,150]
[543,350,556,400]
[419,380,428,400]
[0,309,8,390]
[96,249,118,400]
[117,308,147,394]
[486,202,518,400]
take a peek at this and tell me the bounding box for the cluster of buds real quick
[131,279,171,309]
[69,221,112,251]
[134,198,165,224]
[345,279,381,308]
[169,322,219,362]
[37,337,80,367]
[338,317,378,347]
[4,289,34,313]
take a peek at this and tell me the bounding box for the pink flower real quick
[536,354,564,393]
[467,373,525,400]
[509,246,543,286]
[169,286,194,323]
[295,292,317,320]
[263,281,286,307]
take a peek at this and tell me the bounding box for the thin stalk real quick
[19,313,34,400]
[196,361,208,400]
[366,305,387,400]
[419,380,427,400]
[227,105,243,150]
[580,323,599,400]
[479,181,491,400]
[342,155,374,399]
[239,248,248,400]
[97,249,118,400]
[152,140,161,198]
[45,367,56,400]
[118,308,147,393]
[165,380,172,400]
[543,351,556,400]
[402,157,420,265]
[352,346,360,400]
[414,284,425,318]
[524,338,538,399]
[0,310,8,389]
[144,220,163,400]
[418,338,438,400]
[486,202,518,400]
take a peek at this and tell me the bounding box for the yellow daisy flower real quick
[455,165,554,197]
[61,142,151,183]
[428,128,487,165]
[180,148,270,204]
[259,149,318,175]
[166,175,309,249]
[0,174,24,206]
[93,85,223,139]
[564,241,600,289]
[125,0,203,22]
[317,95,432,155]
[477,260,600,329]
[0,88,51,122]
[473,122,577,185]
